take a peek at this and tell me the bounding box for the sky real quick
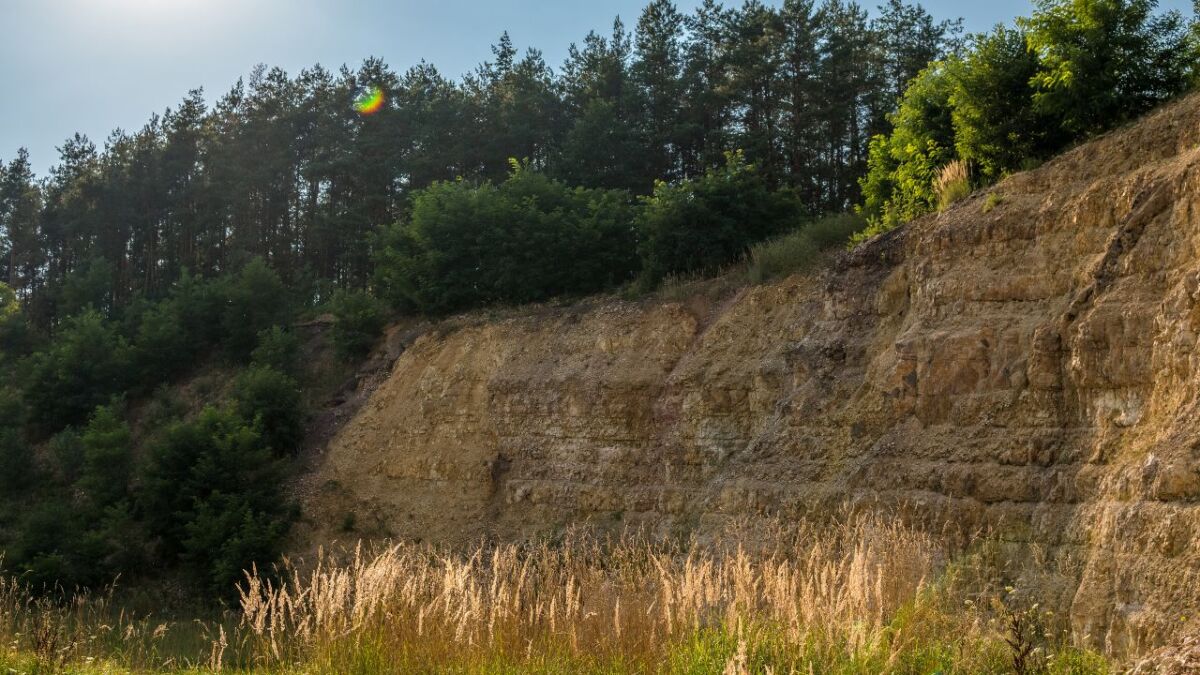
[1,0,1194,177]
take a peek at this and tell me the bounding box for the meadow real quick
[0,512,1111,674]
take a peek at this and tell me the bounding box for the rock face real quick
[311,95,1200,656]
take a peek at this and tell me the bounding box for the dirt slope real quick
[307,94,1200,656]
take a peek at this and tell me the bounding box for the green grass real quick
[746,213,865,284]
[982,191,1005,214]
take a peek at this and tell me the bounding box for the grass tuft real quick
[935,159,972,211]
[746,213,865,284]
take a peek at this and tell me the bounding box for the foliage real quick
[231,366,305,456]
[950,27,1055,183]
[857,64,957,232]
[377,166,639,313]
[130,298,194,385]
[0,0,966,333]
[22,310,131,432]
[251,326,302,376]
[57,258,116,319]
[0,282,16,321]
[856,0,1194,237]
[637,152,799,283]
[220,259,294,362]
[139,407,292,594]
[0,426,32,492]
[76,405,133,510]
[1020,0,1192,137]
[328,289,386,360]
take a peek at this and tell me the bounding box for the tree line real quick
[0,0,961,333]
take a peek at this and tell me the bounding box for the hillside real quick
[307,92,1200,657]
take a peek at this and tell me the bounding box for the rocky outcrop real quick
[309,94,1200,657]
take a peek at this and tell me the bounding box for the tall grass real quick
[0,513,1114,673]
[746,213,864,284]
[237,513,1108,674]
[935,159,972,211]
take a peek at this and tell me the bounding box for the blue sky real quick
[1,0,1193,176]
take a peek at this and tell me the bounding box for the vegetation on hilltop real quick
[857,0,1196,237]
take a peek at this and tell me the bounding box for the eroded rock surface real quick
[310,94,1200,656]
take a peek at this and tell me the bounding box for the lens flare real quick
[354,86,385,115]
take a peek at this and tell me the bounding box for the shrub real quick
[858,64,958,233]
[47,428,84,485]
[139,407,292,593]
[22,310,131,432]
[329,289,386,361]
[232,366,305,456]
[0,426,32,492]
[1020,0,1192,137]
[57,257,115,319]
[748,233,819,284]
[131,300,193,386]
[251,326,302,376]
[375,166,639,314]
[170,270,228,351]
[220,259,294,362]
[637,151,799,284]
[0,282,17,322]
[77,406,133,511]
[950,27,1054,183]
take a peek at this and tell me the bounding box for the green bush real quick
[170,270,228,351]
[57,257,115,319]
[251,326,302,375]
[232,366,305,456]
[0,426,32,492]
[23,310,131,432]
[131,300,193,385]
[77,406,133,511]
[1021,0,1192,137]
[47,428,84,485]
[637,151,799,284]
[857,0,1193,239]
[220,259,294,362]
[329,289,387,360]
[857,64,957,234]
[139,407,292,593]
[375,165,639,314]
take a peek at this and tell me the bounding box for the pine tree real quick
[633,0,687,182]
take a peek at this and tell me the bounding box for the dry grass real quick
[935,159,972,211]
[236,513,1107,674]
[0,512,1113,674]
[242,515,936,671]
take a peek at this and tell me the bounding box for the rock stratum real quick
[308,95,1200,656]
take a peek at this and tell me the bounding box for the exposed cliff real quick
[306,94,1200,656]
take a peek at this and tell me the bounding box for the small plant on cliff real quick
[935,159,971,211]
